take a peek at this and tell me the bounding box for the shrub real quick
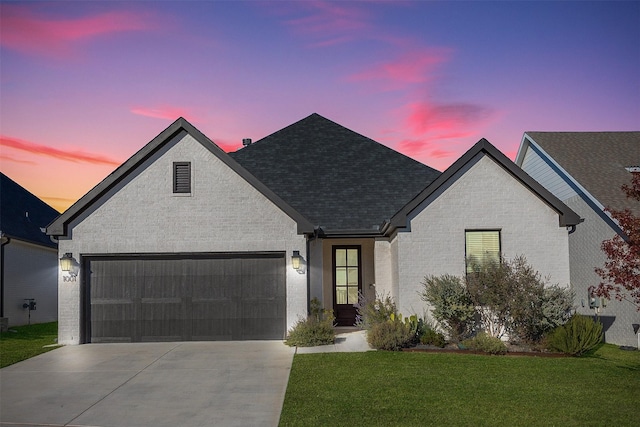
[355,292,397,330]
[548,314,603,356]
[420,327,446,348]
[462,332,507,355]
[540,285,575,331]
[285,298,336,347]
[420,274,475,342]
[367,317,414,351]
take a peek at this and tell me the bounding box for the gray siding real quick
[521,144,577,201]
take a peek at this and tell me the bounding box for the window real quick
[173,162,191,193]
[334,247,360,305]
[465,230,500,274]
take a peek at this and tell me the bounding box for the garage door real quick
[85,254,286,343]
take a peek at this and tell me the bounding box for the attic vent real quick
[242,138,252,147]
[173,162,191,193]
[626,167,640,173]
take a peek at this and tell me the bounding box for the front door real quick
[333,246,361,326]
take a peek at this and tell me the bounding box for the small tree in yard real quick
[595,172,640,310]
[465,255,574,342]
[466,255,545,339]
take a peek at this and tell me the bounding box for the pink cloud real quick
[281,1,372,46]
[406,101,494,136]
[397,139,455,159]
[130,106,200,123]
[349,49,451,88]
[1,135,121,166]
[0,152,36,165]
[212,138,240,154]
[0,4,156,57]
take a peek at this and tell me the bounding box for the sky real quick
[1,1,639,213]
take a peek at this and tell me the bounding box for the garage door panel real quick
[87,254,285,342]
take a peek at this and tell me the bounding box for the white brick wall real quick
[58,134,307,344]
[396,155,571,319]
[566,195,640,347]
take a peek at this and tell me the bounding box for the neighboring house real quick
[1,172,59,329]
[516,132,640,347]
[47,114,580,344]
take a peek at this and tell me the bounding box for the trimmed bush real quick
[548,314,603,356]
[462,332,507,355]
[420,327,446,348]
[285,298,335,347]
[367,318,414,351]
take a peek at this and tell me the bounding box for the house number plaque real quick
[63,275,77,282]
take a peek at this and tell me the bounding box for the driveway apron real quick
[0,341,295,427]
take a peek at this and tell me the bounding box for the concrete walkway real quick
[0,341,294,427]
[295,329,373,354]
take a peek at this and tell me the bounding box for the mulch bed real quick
[403,344,569,358]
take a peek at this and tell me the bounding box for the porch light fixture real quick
[291,251,304,273]
[60,253,74,272]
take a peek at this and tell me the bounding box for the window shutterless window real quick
[465,230,500,274]
[173,162,191,193]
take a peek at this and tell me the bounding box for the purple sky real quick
[1,1,638,212]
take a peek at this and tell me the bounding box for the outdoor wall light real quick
[60,253,74,272]
[291,251,304,274]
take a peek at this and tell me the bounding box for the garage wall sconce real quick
[60,253,78,276]
[291,251,305,274]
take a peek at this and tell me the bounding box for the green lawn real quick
[0,322,60,368]
[279,345,640,426]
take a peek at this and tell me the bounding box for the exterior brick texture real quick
[393,155,572,320]
[566,195,640,347]
[58,134,307,344]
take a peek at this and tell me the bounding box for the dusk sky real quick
[1,1,638,213]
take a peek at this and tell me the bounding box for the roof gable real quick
[1,172,59,247]
[230,113,441,233]
[47,118,313,237]
[389,139,581,231]
[518,132,640,216]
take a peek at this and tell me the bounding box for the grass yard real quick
[279,344,640,426]
[0,322,60,368]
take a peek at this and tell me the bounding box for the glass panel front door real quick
[333,246,361,326]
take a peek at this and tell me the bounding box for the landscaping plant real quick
[462,332,507,355]
[420,326,446,348]
[366,315,414,351]
[420,274,475,342]
[354,291,397,330]
[547,314,603,356]
[285,298,336,347]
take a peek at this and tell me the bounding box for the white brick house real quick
[48,115,580,344]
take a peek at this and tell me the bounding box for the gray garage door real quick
[85,254,286,343]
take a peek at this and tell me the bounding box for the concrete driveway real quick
[0,341,294,427]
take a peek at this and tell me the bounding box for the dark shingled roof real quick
[525,132,640,216]
[1,172,59,248]
[230,113,441,232]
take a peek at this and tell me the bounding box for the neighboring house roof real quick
[1,172,59,248]
[517,132,640,216]
[230,113,441,233]
[47,118,314,237]
[389,139,582,231]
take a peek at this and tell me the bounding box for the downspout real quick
[306,235,311,315]
[306,225,322,315]
[0,233,11,319]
